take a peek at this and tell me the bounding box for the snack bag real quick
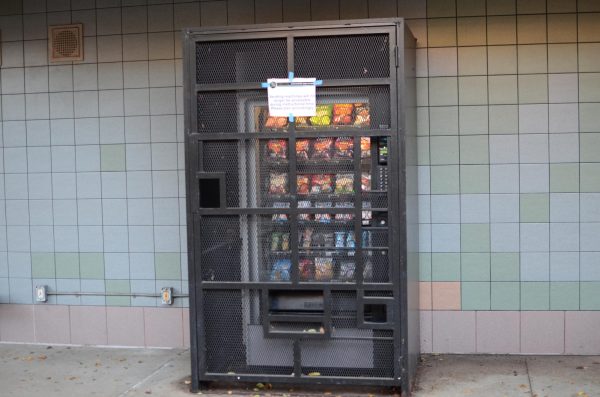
[299,259,315,281]
[338,261,356,282]
[269,172,288,195]
[296,139,310,161]
[298,200,311,220]
[323,232,335,248]
[270,259,291,281]
[333,103,354,125]
[281,233,290,251]
[267,139,287,159]
[300,228,314,248]
[361,137,371,158]
[295,117,310,128]
[361,172,372,192]
[265,116,288,129]
[362,201,372,225]
[335,202,354,221]
[335,232,346,248]
[363,258,373,281]
[271,233,281,251]
[297,175,310,195]
[334,137,354,159]
[354,104,370,127]
[346,231,356,249]
[314,257,334,281]
[315,201,332,223]
[272,201,290,223]
[310,104,333,126]
[310,174,334,194]
[335,173,354,194]
[312,137,333,160]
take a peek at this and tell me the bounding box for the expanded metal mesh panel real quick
[199,216,242,282]
[196,39,287,84]
[197,91,271,133]
[201,141,240,207]
[294,34,390,80]
[363,250,390,283]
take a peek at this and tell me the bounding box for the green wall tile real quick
[431,165,460,194]
[461,224,490,252]
[101,144,126,172]
[550,282,579,310]
[460,135,489,165]
[491,253,520,281]
[432,253,461,281]
[521,282,550,310]
[520,193,550,222]
[430,136,460,165]
[155,253,181,280]
[419,253,432,281]
[461,253,491,281]
[80,253,105,279]
[581,282,600,310]
[581,163,600,192]
[550,164,579,193]
[462,282,491,310]
[491,282,520,310]
[460,165,490,193]
[106,280,131,306]
[580,133,600,162]
[31,253,55,279]
[55,253,79,279]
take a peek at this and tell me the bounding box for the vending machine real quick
[184,18,419,395]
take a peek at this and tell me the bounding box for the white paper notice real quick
[267,78,316,117]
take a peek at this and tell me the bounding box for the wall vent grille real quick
[48,24,83,62]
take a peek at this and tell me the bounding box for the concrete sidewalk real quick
[0,344,599,397]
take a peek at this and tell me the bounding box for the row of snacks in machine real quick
[267,137,372,160]
[270,257,376,282]
[270,230,375,251]
[271,201,374,224]
[260,103,371,130]
[269,172,371,195]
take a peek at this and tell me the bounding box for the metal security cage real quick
[184,19,419,395]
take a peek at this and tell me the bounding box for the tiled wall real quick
[1,0,600,352]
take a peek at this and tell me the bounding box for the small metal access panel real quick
[184,18,419,395]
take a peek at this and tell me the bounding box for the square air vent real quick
[48,24,83,62]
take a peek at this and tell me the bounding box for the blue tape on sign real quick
[261,82,269,88]
[288,113,294,122]
[315,80,323,86]
[288,71,294,80]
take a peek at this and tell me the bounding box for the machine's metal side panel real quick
[400,24,420,397]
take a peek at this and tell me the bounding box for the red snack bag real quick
[265,116,288,129]
[297,175,310,195]
[312,137,333,160]
[334,137,354,159]
[269,172,288,195]
[361,172,371,192]
[296,139,310,161]
[333,103,354,125]
[310,174,333,194]
[361,137,371,158]
[299,259,315,281]
[267,139,287,159]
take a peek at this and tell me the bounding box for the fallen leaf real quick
[144,391,152,395]
[22,356,33,361]
[256,383,265,389]
[37,355,47,360]
[308,372,321,377]
[68,376,78,381]
[576,366,587,370]
[519,384,528,389]
[184,380,191,385]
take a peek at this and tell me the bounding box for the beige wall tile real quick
[457,0,486,16]
[486,0,516,15]
[548,43,578,72]
[518,74,548,104]
[427,0,456,17]
[487,15,516,45]
[578,13,600,42]
[34,305,70,344]
[489,105,519,134]
[339,0,368,19]
[429,77,459,106]
[457,17,486,46]
[428,18,457,47]
[517,14,546,44]
[547,14,577,43]
[517,0,545,14]
[487,45,517,74]
[489,75,518,104]
[70,306,108,345]
[578,43,600,72]
[547,0,576,13]
[579,73,600,102]
[459,75,488,105]
[458,46,488,75]
[428,47,458,76]
[518,44,547,73]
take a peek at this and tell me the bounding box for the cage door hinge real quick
[394,46,399,68]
